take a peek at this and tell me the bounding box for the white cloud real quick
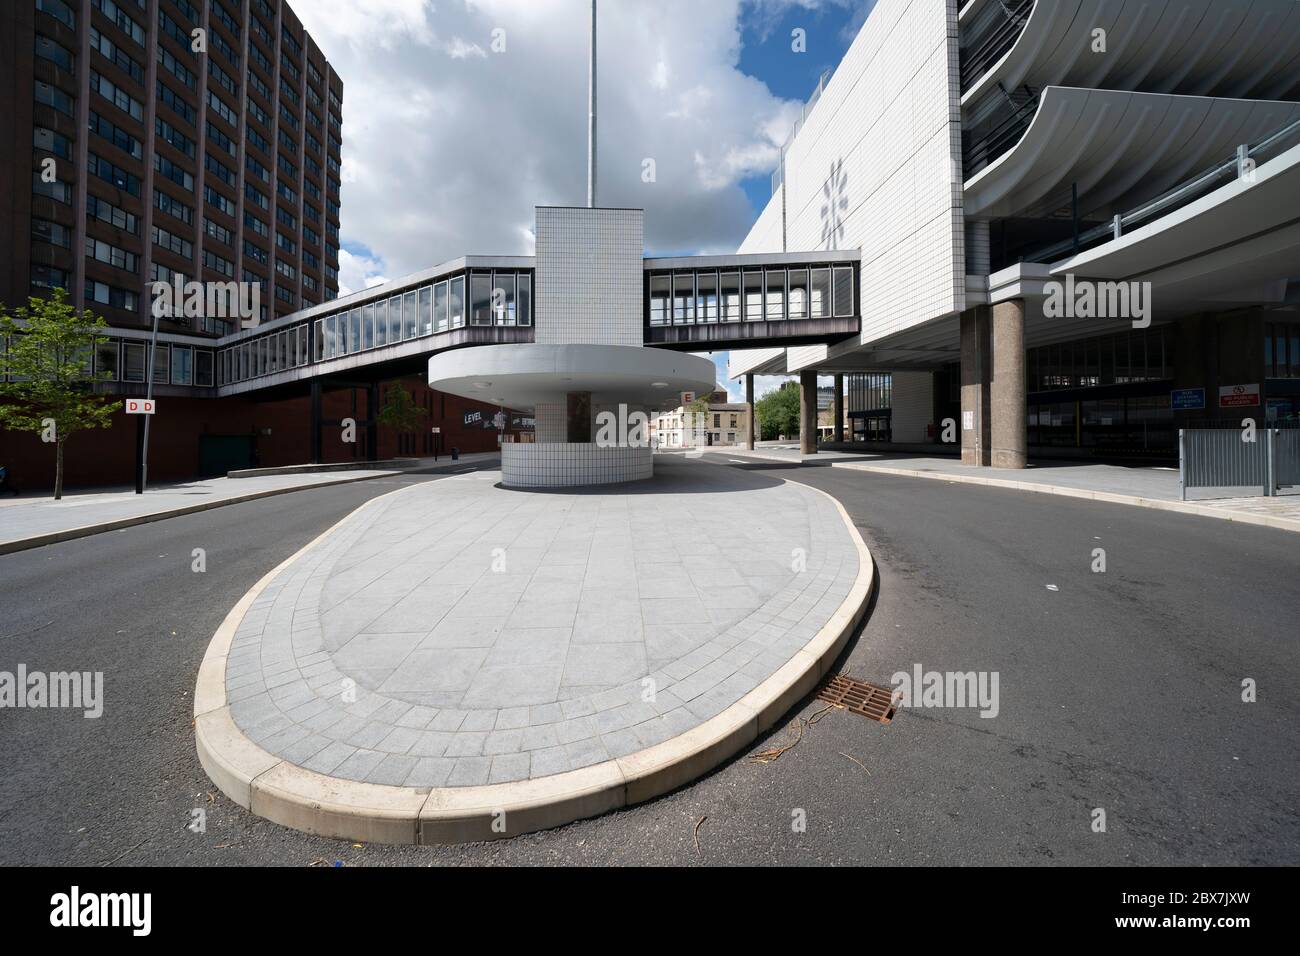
[337,248,389,296]
[293,0,814,281]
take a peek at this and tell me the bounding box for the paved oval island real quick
[193,457,874,844]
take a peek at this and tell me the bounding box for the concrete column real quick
[799,370,818,455]
[566,391,592,443]
[745,374,756,449]
[833,373,844,443]
[990,299,1027,469]
[960,306,991,466]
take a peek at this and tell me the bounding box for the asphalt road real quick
[0,456,1295,866]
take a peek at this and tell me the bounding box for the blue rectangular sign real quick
[1171,388,1205,411]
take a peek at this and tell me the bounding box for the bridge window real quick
[696,271,718,323]
[434,281,449,333]
[721,272,741,321]
[493,273,516,326]
[765,270,786,320]
[373,301,387,347]
[402,291,417,339]
[471,273,493,326]
[359,304,372,349]
[743,270,763,321]
[673,274,695,324]
[296,327,308,366]
[833,265,854,316]
[517,274,532,327]
[450,276,465,329]
[811,267,831,318]
[419,286,433,336]
[350,309,362,352]
[325,314,338,358]
[788,269,809,319]
[388,295,403,342]
[649,275,670,326]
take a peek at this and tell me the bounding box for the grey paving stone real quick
[299,740,357,775]
[366,754,419,786]
[447,756,492,787]
[529,745,572,778]
[405,757,456,788]
[489,752,531,784]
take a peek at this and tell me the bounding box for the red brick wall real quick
[0,376,511,490]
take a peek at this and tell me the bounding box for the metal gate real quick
[1180,428,1300,500]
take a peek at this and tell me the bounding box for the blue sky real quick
[735,1,868,219]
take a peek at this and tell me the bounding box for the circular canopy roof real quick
[428,344,719,412]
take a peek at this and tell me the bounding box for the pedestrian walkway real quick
[705,447,1300,532]
[0,453,498,555]
[195,457,873,843]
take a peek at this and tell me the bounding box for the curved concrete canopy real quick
[428,344,718,411]
[965,87,1300,220]
[964,0,1300,106]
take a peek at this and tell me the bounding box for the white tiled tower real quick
[534,207,645,347]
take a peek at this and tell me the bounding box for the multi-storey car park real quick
[731,0,1300,464]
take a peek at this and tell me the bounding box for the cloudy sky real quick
[292,0,868,397]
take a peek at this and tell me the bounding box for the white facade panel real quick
[535,207,644,347]
[740,0,965,360]
[739,184,785,254]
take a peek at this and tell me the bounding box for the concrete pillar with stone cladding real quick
[990,299,1027,469]
[960,306,991,466]
[799,370,818,455]
[745,374,756,449]
[833,373,844,443]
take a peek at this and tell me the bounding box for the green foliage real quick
[377,384,427,433]
[0,289,120,496]
[756,382,801,441]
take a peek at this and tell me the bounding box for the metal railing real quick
[771,70,834,195]
[1179,428,1298,500]
[1025,115,1300,265]
[959,0,1035,92]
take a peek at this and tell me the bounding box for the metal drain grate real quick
[817,675,899,723]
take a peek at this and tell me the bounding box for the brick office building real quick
[1,0,510,488]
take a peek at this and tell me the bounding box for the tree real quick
[684,396,712,446]
[377,383,427,435]
[756,382,801,441]
[0,289,120,499]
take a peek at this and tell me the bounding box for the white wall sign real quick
[125,399,157,415]
[962,410,974,431]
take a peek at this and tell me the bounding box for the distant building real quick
[653,389,751,449]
